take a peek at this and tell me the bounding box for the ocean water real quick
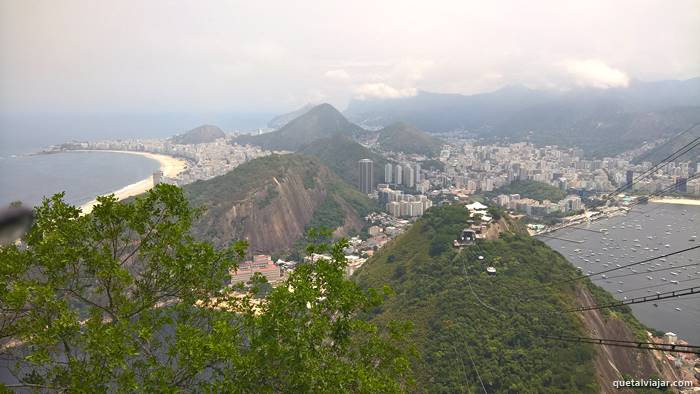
[543,203,700,344]
[0,111,272,207]
[0,151,161,208]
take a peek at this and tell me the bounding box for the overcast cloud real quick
[1,0,699,114]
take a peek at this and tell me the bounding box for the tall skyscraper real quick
[394,164,403,185]
[384,163,393,183]
[358,159,374,194]
[414,163,421,184]
[625,170,635,190]
[403,165,415,188]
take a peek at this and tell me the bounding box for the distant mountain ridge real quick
[345,78,700,157]
[186,154,375,253]
[170,125,225,145]
[267,103,315,129]
[236,104,365,151]
[375,122,443,156]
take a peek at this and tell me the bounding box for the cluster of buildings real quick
[383,162,423,189]
[377,184,433,217]
[425,141,700,196]
[495,193,583,217]
[365,211,411,238]
[47,137,270,185]
[625,164,700,195]
[358,159,428,194]
[658,332,700,388]
[358,159,433,218]
[228,210,414,285]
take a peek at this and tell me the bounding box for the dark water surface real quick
[0,151,160,207]
[544,203,700,344]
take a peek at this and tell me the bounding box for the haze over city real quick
[1,0,699,115]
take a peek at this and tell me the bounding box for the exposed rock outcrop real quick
[186,154,373,253]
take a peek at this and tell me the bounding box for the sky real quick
[1,0,699,115]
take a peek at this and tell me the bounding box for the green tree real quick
[0,185,412,392]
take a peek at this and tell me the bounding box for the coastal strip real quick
[78,150,187,214]
[649,197,700,206]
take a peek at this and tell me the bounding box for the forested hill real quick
[235,103,365,151]
[355,204,657,392]
[299,135,390,186]
[170,124,225,144]
[492,179,566,202]
[633,119,700,165]
[376,122,443,156]
[185,154,375,253]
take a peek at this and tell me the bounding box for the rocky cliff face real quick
[186,154,372,254]
[575,286,682,393]
[217,170,326,253]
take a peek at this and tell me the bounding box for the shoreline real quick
[648,197,700,206]
[76,150,187,214]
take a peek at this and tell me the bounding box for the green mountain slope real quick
[493,180,566,202]
[355,204,653,392]
[633,115,700,165]
[185,154,375,253]
[236,104,365,151]
[170,124,225,144]
[376,122,443,156]
[299,136,390,187]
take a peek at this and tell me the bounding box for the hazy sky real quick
[1,0,699,114]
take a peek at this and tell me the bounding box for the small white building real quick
[663,332,677,345]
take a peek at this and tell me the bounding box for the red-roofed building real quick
[230,255,282,284]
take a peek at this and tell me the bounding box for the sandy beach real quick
[649,197,700,206]
[78,150,187,214]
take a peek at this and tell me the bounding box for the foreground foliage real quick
[0,185,412,392]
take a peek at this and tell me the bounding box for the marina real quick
[543,202,700,344]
